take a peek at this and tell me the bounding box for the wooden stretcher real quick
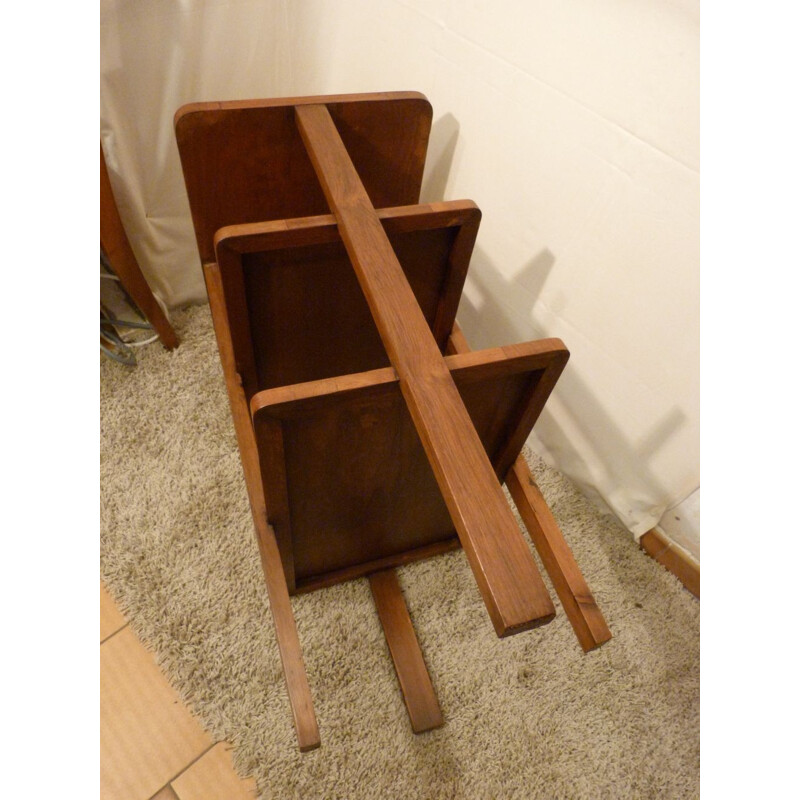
[174,92,611,751]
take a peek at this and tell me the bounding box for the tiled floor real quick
[100,583,258,800]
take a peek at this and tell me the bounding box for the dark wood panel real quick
[214,202,480,397]
[251,341,568,597]
[174,92,432,266]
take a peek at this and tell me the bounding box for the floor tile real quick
[101,626,213,800]
[149,787,180,800]
[171,743,258,800]
[101,582,128,642]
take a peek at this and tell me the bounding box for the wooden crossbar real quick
[295,102,554,637]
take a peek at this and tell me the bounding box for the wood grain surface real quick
[369,569,443,733]
[251,341,568,619]
[205,262,320,751]
[214,202,480,399]
[175,92,432,266]
[448,324,611,652]
[506,460,612,652]
[295,102,554,636]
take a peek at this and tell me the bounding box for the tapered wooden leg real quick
[205,262,320,751]
[369,569,443,733]
[505,458,612,652]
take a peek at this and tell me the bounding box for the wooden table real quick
[175,92,610,750]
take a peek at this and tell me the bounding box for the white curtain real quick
[100,0,699,540]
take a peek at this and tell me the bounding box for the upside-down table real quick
[175,92,611,751]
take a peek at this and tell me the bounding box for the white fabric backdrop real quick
[100,0,699,540]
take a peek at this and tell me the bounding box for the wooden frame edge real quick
[174,90,432,132]
[204,262,319,751]
[293,538,461,595]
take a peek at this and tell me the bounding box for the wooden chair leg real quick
[368,569,443,733]
[505,458,612,652]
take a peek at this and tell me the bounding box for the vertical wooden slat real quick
[506,460,612,652]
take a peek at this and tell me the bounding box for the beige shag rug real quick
[100,304,699,799]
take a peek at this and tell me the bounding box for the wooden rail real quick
[100,145,179,350]
[295,103,554,637]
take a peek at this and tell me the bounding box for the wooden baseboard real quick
[639,529,699,599]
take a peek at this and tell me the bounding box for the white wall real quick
[657,488,699,561]
[100,0,699,541]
